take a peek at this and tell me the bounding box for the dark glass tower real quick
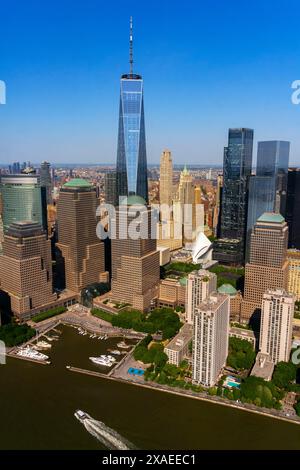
[221,128,253,242]
[245,175,275,261]
[116,18,148,203]
[104,171,117,207]
[286,168,300,249]
[256,140,290,215]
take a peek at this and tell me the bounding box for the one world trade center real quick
[116,17,148,203]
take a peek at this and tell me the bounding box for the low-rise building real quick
[164,323,192,366]
[158,277,186,308]
[157,246,171,266]
[218,284,242,321]
[229,326,256,349]
[250,352,274,381]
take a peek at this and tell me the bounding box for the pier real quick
[6,351,49,365]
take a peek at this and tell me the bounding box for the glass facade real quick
[256,141,290,215]
[116,74,148,203]
[245,175,276,261]
[221,128,253,250]
[0,175,45,232]
[286,168,300,250]
[39,161,52,204]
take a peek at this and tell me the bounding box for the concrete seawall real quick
[67,365,300,427]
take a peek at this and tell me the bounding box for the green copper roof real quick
[63,178,92,188]
[257,212,285,224]
[120,195,147,206]
[182,164,189,176]
[218,284,237,295]
[179,277,187,286]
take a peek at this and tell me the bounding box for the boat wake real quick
[82,418,134,450]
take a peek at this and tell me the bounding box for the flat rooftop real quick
[196,292,228,313]
[165,323,192,352]
[251,352,274,381]
[230,327,256,340]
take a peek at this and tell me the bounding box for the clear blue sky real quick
[1,0,300,166]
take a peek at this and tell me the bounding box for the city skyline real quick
[2,2,300,456]
[1,1,300,165]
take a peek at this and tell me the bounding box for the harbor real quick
[1,324,300,450]
[6,307,142,367]
[5,317,300,428]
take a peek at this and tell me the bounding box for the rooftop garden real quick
[161,262,200,279]
[209,264,245,289]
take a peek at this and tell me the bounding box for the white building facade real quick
[186,270,217,324]
[192,292,230,387]
[260,289,294,364]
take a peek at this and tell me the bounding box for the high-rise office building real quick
[256,141,290,215]
[56,179,106,294]
[157,152,181,252]
[286,168,300,250]
[215,128,253,264]
[186,269,217,324]
[0,192,3,252]
[192,292,230,387]
[241,213,289,321]
[111,195,160,311]
[260,289,294,364]
[116,18,148,203]
[159,150,173,208]
[287,249,300,301]
[12,162,21,174]
[215,174,223,238]
[104,171,117,207]
[178,165,194,205]
[177,165,196,245]
[245,175,275,261]
[40,161,52,204]
[0,173,47,233]
[0,222,57,320]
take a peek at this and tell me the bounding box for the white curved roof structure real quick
[192,232,212,264]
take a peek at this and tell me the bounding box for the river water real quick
[0,325,300,450]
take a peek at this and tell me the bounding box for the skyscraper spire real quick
[129,16,133,75]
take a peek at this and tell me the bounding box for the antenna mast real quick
[129,16,133,75]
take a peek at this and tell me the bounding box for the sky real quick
[0,0,300,166]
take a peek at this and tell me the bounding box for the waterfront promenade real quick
[27,305,145,341]
[7,306,300,428]
[67,362,300,427]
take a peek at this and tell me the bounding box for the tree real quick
[272,362,297,389]
[240,376,278,408]
[295,401,300,417]
[0,323,36,347]
[227,337,255,370]
[153,351,168,368]
[163,363,180,378]
[179,359,188,369]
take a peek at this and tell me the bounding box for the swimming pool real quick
[227,381,240,389]
[128,367,145,376]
